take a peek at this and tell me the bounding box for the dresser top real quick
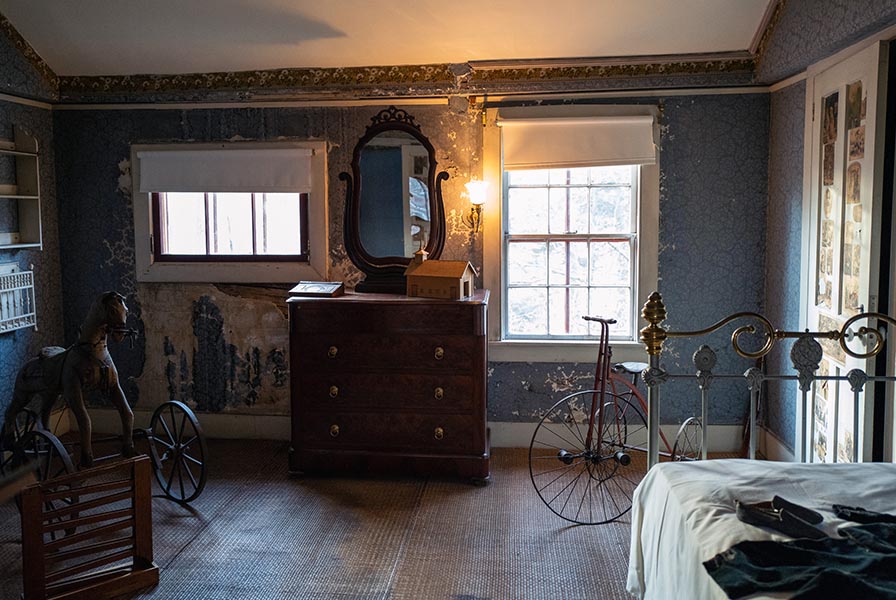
[287,289,489,306]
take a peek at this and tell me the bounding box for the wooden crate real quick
[20,455,158,600]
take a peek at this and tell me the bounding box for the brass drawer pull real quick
[328,346,338,359]
[329,424,340,437]
[434,427,444,440]
[434,346,445,360]
[434,387,444,400]
[329,385,339,398]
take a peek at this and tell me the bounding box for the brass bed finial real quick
[640,291,667,356]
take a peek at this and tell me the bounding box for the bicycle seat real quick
[612,362,648,375]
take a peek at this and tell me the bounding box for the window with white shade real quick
[488,106,659,348]
[131,142,328,283]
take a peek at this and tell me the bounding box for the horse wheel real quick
[671,416,703,461]
[13,430,79,537]
[149,401,207,503]
[529,390,647,525]
[1,407,41,475]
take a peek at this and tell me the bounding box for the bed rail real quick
[639,291,896,468]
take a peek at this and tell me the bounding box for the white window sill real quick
[488,339,649,363]
[135,261,323,284]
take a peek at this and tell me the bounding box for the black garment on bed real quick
[703,522,896,599]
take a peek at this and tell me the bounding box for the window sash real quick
[151,192,309,263]
[502,167,639,341]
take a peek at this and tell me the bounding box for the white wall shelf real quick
[0,126,42,251]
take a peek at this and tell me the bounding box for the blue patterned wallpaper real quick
[51,93,770,427]
[0,100,63,417]
[0,22,56,101]
[763,80,806,451]
[758,0,896,83]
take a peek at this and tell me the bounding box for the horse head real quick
[99,291,132,343]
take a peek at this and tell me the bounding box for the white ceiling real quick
[0,0,772,77]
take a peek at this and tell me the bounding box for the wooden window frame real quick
[151,192,310,263]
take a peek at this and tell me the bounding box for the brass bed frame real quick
[638,291,896,468]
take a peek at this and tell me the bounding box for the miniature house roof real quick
[404,260,476,278]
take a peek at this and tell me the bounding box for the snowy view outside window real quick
[504,165,637,340]
[157,192,305,258]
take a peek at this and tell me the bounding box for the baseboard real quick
[488,421,745,451]
[88,408,291,440]
[86,409,747,452]
[758,425,795,461]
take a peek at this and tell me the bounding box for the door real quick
[804,42,889,463]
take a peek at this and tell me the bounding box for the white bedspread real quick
[626,459,896,600]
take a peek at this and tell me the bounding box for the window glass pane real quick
[256,193,302,255]
[548,288,568,335]
[548,169,568,185]
[507,287,547,335]
[590,241,631,285]
[589,165,632,185]
[507,170,548,185]
[209,193,253,255]
[507,241,547,285]
[507,187,549,234]
[590,186,632,233]
[162,192,206,254]
[568,187,590,235]
[548,241,567,285]
[589,287,630,336]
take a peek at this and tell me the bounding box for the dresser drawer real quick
[291,302,479,335]
[300,412,476,453]
[294,334,478,372]
[298,373,474,411]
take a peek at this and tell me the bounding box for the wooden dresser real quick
[287,290,490,483]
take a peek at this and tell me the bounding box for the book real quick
[289,281,345,298]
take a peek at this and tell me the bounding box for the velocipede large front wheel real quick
[149,401,207,503]
[529,390,647,525]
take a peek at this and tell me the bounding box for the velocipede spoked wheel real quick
[13,430,80,537]
[149,401,207,503]
[529,390,647,525]
[671,416,703,461]
[0,407,41,474]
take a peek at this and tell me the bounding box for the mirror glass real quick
[358,131,431,258]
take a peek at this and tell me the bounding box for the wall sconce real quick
[463,180,488,234]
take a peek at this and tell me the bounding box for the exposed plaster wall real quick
[53,104,482,415]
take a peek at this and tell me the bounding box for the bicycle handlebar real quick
[582,315,617,325]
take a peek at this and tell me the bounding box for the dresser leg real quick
[471,475,490,487]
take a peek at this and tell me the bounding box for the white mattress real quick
[626,459,896,600]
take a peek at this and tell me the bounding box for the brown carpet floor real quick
[0,440,642,600]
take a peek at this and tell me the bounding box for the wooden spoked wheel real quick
[0,407,41,475]
[149,401,207,503]
[13,429,79,537]
[671,416,703,461]
[529,390,647,525]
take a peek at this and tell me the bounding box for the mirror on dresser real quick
[340,106,447,293]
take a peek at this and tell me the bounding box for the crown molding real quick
[752,0,787,66]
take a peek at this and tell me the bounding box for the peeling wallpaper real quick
[50,94,769,425]
[764,80,806,451]
[0,100,63,417]
[758,0,896,84]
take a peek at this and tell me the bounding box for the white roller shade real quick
[498,113,656,170]
[137,148,313,193]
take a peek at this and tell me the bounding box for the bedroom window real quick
[152,192,309,261]
[131,142,328,283]
[504,165,639,340]
[483,105,659,358]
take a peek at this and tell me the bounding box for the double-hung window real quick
[132,143,328,283]
[484,106,659,356]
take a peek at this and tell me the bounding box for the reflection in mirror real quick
[358,131,431,258]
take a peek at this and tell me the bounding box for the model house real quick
[1,1,896,598]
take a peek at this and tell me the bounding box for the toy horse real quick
[3,291,136,468]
